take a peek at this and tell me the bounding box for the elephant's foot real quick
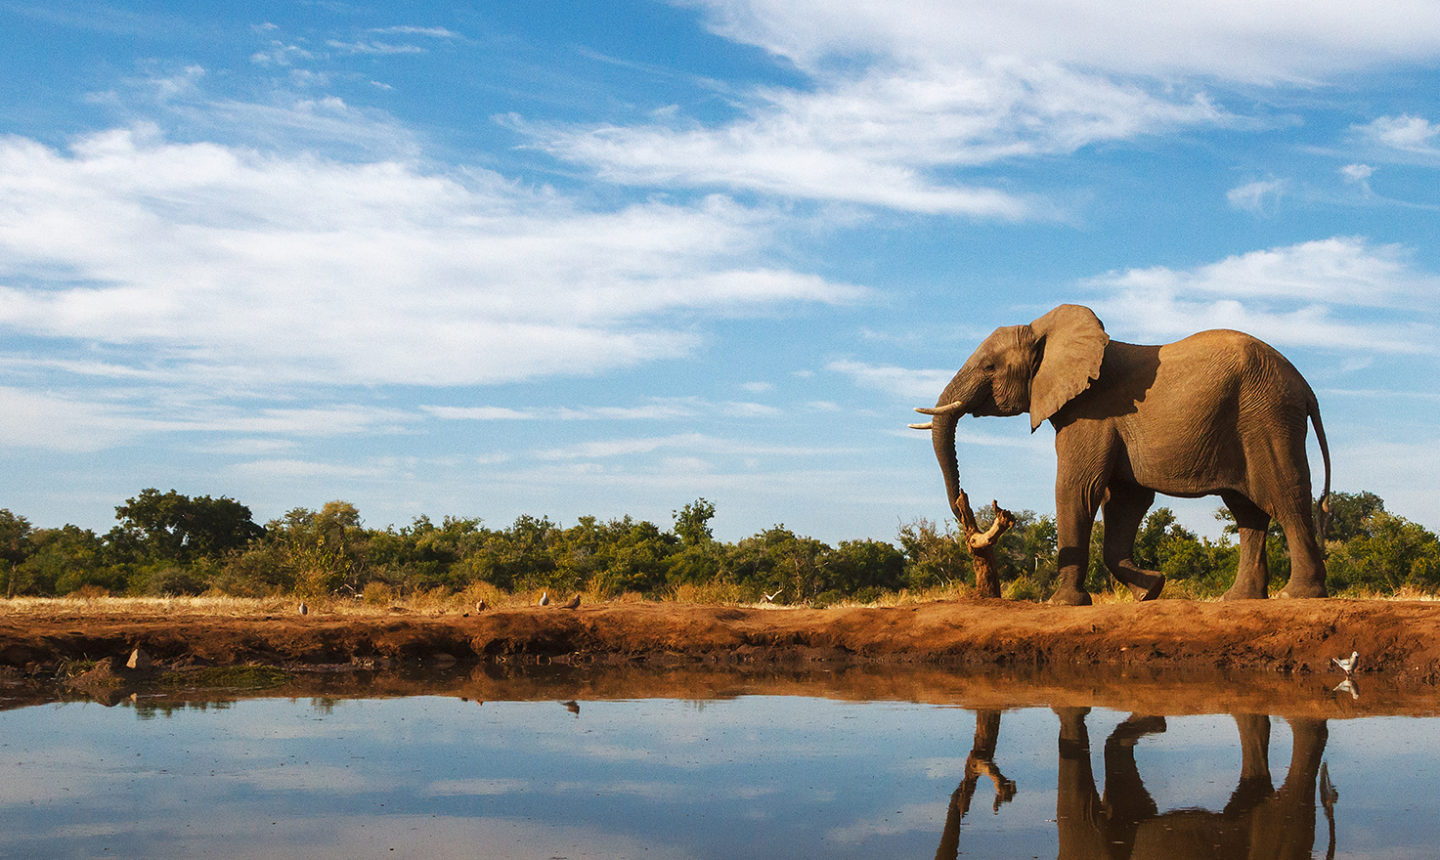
[1279,579,1328,599]
[1223,581,1268,600]
[1049,585,1092,606]
[1126,573,1165,602]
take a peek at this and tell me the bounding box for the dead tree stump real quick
[953,490,1015,598]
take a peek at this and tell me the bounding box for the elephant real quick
[1052,709,1329,860]
[911,304,1331,604]
[935,709,1333,860]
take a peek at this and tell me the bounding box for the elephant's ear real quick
[1027,304,1109,432]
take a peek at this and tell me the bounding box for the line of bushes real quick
[1,489,1437,603]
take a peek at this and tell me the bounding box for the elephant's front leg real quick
[1051,488,1100,606]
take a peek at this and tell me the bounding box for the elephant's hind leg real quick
[1101,486,1165,601]
[1221,492,1270,600]
[1277,504,1328,599]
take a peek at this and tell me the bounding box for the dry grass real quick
[1,582,1434,620]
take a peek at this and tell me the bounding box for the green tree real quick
[673,498,716,546]
[667,500,723,587]
[827,539,905,601]
[14,526,113,595]
[0,509,32,598]
[1321,491,1386,542]
[1327,511,1440,592]
[472,514,560,592]
[723,526,830,603]
[112,488,263,564]
[897,518,970,591]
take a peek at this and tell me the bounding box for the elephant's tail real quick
[1309,393,1332,543]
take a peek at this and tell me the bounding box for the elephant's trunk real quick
[931,407,963,519]
[912,371,979,519]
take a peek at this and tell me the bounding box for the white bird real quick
[298,601,308,616]
[538,591,550,606]
[762,589,783,603]
[1332,651,1359,675]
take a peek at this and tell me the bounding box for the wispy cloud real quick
[326,39,426,56]
[369,26,462,40]
[1085,237,1440,351]
[514,1,1440,215]
[1226,178,1287,214]
[518,60,1221,216]
[1354,114,1440,158]
[0,386,412,453]
[683,0,1440,82]
[827,360,955,401]
[534,432,853,461]
[0,127,864,392]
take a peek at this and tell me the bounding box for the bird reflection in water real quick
[937,709,1335,859]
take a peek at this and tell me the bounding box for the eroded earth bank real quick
[3,599,1439,716]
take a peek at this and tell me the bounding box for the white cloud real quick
[1086,237,1440,350]
[421,398,775,423]
[534,431,852,461]
[683,0,1440,82]
[1340,163,1375,183]
[1355,114,1440,156]
[0,386,415,452]
[370,26,462,40]
[517,2,1440,213]
[1226,178,1286,214]
[521,59,1222,216]
[0,128,865,390]
[423,406,537,421]
[326,39,426,56]
[230,458,403,480]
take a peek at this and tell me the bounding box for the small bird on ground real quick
[298,601,309,616]
[762,589,783,603]
[538,591,550,606]
[560,594,580,609]
[1332,651,1359,675]
[474,599,487,613]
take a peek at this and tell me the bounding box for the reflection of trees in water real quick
[935,709,1015,860]
[937,709,1333,860]
[133,699,234,720]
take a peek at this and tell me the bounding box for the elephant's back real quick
[1157,329,1314,400]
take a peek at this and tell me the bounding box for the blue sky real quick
[2,0,1438,542]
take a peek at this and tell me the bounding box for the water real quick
[1,681,1438,858]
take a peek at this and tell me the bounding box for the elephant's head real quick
[911,304,1108,516]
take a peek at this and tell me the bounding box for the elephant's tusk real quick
[914,401,965,416]
[908,422,933,430]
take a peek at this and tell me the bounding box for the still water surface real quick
[1,688,1437,858]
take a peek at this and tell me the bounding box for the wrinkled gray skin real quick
[914,304,1330,604]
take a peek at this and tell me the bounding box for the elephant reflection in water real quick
[937,709,1333,859]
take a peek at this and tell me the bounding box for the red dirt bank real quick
[2,598,1437,678]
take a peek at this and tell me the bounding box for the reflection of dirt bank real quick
[3,599,1440,715]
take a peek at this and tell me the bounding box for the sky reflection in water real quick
[1,693,1438,858]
